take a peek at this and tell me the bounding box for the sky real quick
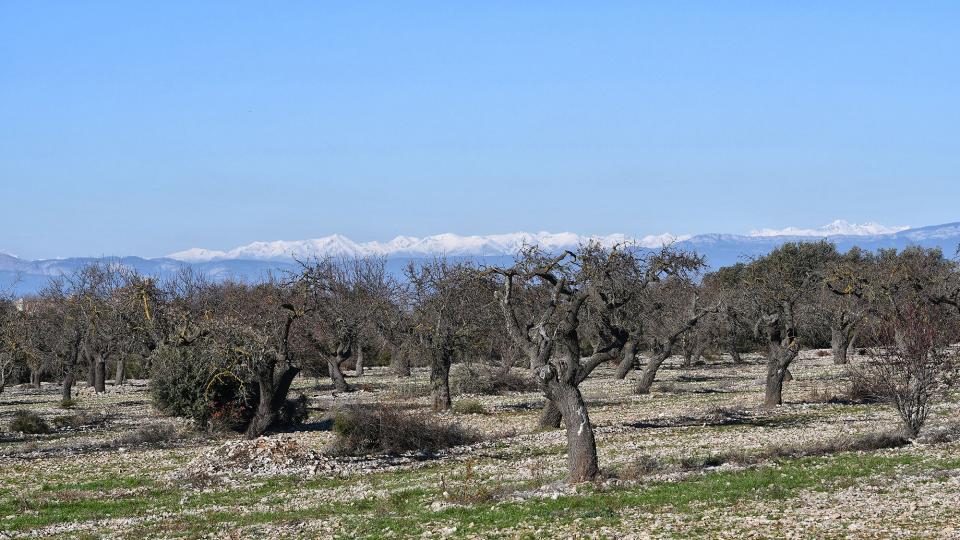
[2,2,959,260]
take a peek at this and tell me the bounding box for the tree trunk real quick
[62,372,75,402]
[94,355,106,393]
[728,345,742,364]
[763,350,795,408]
[546,379,599,483]
[614,340,637,380]
[328,357,352,392]
[430,353,452,412]
[114,357,125,385]
[354,345,365,377]
[30,369,41,389]
[830,326,850,365]
[635,352,669,394]
[391,348,411,377]
[246,366,300,438]
[86,358,96,387]
[539,399,563,429]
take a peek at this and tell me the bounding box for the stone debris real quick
[170,436,338,482]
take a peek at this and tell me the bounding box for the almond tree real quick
[212,280,308,438]
[298,258,393,392]
[487,244,634,482]
[745,242,836,408]
[407,259,497,411]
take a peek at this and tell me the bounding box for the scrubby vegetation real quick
[330,405,479,455]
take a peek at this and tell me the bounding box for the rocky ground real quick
[2,351,960,539]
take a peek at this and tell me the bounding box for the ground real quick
[2,351,960,539]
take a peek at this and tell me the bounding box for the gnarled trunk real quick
[86,357,96,387]
[764,346,797,408]
[114,357,125,385]
[728,345,742,364]
[635,351,669,394]
[430,352,452,412]
[328,357,351,392]
[246,366,300,438]
[831,327,851,365]
[614,340,638,380]
[539,399,563,429]
[543,376,599,483]
[62,372,75,401]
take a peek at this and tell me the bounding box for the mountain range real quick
[3,221,958,296]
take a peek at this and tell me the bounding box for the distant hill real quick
[4,222,959,296]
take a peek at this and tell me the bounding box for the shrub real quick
[149,344,253,431]
[452,400,487,415]
[59,398,77,409]
[9,411,50,434]
[113,422,180,446]
[450,364,536,395]
[331,406,479,455]
[51,412,109,430]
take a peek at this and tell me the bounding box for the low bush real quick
[450,364,536,395]
[113,422,180,446]
[9,411,50,434]
[59,399,78,409]
[331,405,479,455]
[452,400,487,415]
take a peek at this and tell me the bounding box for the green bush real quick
[452,399,487,415]
[150,344,307,433]
[9,411,50,434]
[149,344,252,431]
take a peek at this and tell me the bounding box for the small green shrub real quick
[51,412,108,430]
[59,398,77,409]
[331,406,479,455]
[453,400,487,415]
[9,411,50,434]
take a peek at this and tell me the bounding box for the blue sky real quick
[2,2,959,259]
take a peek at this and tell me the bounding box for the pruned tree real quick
[487,243,636,482]
[407,259,497,411]
[821,247,872,364]
[745,241,836,408]
[298,258,394,392]
[212,279,308,438]
[603,246,713,388]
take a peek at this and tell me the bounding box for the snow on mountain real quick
[167,232,692,262]
[749,220,909,238]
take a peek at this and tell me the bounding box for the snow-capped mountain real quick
[5,221,960,296]
[167,232,692,262]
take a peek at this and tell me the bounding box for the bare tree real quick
[299,258,393,392]
[408,259,497,411]
[487,244,635,482]
[212,280,308,438]
[745,242,836,408]
[855,301,957,438]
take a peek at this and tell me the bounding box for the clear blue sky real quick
[2,2,958,259]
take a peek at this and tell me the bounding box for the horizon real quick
[3,3,959,259]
